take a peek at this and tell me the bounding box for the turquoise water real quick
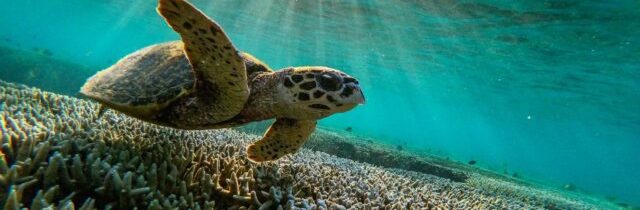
[1,0,639,206]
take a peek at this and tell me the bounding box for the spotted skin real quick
[243,67,363,161]
[275,67,363,120]
[242,67,364,161]
[246,119,316,162]
[158,0,248,123]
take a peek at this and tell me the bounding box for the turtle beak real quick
[339,84,365,105]
[353,86,365,105]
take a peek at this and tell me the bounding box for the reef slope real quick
[0,45,94,96]
[0,81,610,209]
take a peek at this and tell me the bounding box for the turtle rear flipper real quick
[246,119,317,162]
[158,0,249,122]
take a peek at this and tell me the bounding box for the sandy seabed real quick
[0,80,615,209]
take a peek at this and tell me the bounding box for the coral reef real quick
[304,130,469,182]
[0,81,612,209]
[0,81,294,209]
[238,122,469,182]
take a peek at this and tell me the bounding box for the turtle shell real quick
[80,41,195,118]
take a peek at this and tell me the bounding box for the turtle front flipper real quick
[241,52,273,78]
[246,119,317,162]
[158,0,249,122]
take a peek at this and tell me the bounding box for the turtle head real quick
[277,67,365,119]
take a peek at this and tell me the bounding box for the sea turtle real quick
[80,0,365,162]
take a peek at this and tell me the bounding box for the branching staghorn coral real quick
[0,81,297,209]
[0,80,611,209]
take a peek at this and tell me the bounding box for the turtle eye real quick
[317,73,342,91]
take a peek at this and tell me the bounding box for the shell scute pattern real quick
[82,42,194,108]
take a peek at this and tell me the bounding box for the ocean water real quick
[1,0,639,207]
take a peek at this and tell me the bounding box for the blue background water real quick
[1,0,639,205]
